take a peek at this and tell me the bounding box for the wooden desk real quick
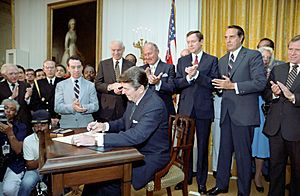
[38,130,144,196]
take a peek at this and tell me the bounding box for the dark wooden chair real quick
[144,114,196,196]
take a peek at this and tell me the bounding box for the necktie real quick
[74,79,80,99]
[228,53,235,77]
[129,104,136,120]
[285,64,299,89]
[150,65,155,74]
[115,61,120,81]
[11,83,15,92]
[194,55,199,65]
[49,79,53,86]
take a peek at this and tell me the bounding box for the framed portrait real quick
[47,0,102,68]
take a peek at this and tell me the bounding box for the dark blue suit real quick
[175,52,219,187]
[82,89,170,195]
[216,47,266,195]
[142,60,176,116]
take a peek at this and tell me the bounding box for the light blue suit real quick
[54,77,99,128]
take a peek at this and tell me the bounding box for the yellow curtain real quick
[201,0,300,61]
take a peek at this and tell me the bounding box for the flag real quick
[165,0,177,65]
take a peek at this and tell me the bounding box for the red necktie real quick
[194,55,199,65]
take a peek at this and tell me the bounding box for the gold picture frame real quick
[47,0,102,69]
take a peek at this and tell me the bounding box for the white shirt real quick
[23,133,39,161]
[113,58,123,73]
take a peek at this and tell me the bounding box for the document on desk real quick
[52,132,95,145]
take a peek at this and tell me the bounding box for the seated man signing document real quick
[72,66,170,196]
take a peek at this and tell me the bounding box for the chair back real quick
[168,114,195,177]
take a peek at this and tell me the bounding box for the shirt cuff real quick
[155,80,162,91]
[234,83,239,94]
[95,133,104,146]
[104,122,109,131]
[186,71,199,83]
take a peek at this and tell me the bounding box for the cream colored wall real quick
[14,0,200,69]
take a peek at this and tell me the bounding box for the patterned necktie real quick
[285,64,299,89]
[194,55,199,65]
[115,60,120,81]
[228,53,235,77]
[74,79,80,99]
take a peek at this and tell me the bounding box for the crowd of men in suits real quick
[0,25,299,196]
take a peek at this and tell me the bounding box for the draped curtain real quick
[201,0,300,61]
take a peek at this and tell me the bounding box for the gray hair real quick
[258,46,274,66]
[110,40,125,50]
[1,64,18,75]
[1,99,20,112]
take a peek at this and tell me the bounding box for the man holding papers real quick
[72,66,170,195]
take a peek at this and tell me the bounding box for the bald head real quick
[143,42,159,65]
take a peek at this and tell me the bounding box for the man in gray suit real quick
[95,41,134,122]
[207,25,266,196]
[55,55,98,128]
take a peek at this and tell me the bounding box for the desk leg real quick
[51,174,64,196]
[122,163,132,196]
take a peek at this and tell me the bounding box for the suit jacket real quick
[54,77,99,128]
[263,63,300,141]
[104,89,170,189]
[142,60,176,115]
[30,77,64,118]
[0,80,31,125]
[219,47,267,126]
[175,52,219,120]
[95,58,134,121]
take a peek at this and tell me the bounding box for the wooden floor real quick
[131,173,290,196]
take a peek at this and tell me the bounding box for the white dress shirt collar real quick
[192,51,203,63]
[229,46,242,62]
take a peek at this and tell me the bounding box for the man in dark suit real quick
[30,60,64,128]
[263,35,300,196]
[95,41,134,122]
[72,66,170,195]
[0,64,32,127]
[142,42,176,116]
[208,25,266,196]
[175,30,219,194]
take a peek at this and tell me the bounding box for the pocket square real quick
[132,120,139,123]
[162,73,168,77]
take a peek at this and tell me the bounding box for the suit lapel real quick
[230,47,246,77]
[198,53,209,71]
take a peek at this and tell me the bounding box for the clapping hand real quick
[145,67,162,84]
[212,75,235,90]
[270,81,281,96]
[276,81,294,101]
[185,64,198,79]
[72,99,87,113]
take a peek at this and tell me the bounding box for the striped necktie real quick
[286,64,299,89]
[74,79,80,99]
[115,60,120,81]
[228,53,235,77]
